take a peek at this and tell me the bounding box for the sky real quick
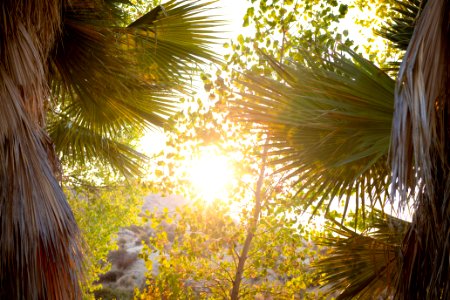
[216,0,250,38]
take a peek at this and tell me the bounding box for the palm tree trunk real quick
[0,1,83,299]
[391,0,450,298]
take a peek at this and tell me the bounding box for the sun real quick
[188,149,234,202]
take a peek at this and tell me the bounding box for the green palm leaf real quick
[127,0,223,81]
[315,211,408,299]
[49,0,223,175]
[48,114,148,178]
[376,0,424,52]
[51,0,222,130]
[235,49,394,220]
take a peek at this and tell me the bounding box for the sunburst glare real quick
[188,148,234,202]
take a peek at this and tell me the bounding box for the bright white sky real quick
[216,0,250,38]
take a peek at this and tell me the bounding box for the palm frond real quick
[48,114,148,177]
[49,0,223,157]
[235,49,394,221]
[315,211,408,299]
[376,0,425,52]
[391,0,448,208]
[127,0,223,80]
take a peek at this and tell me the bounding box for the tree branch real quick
[230,143,268,299]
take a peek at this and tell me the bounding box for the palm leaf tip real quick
[315,211,408,299]
[376,0,425,51]
[48,115,149,178]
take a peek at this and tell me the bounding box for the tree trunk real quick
[391,0,450,298]
[230,146,267,300]
[0,1,83,298]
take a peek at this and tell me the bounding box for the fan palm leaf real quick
[49,0,222,174]
[377,0,425,52]
[315,211,409,299]
[235,49,394,221]
[48,114,148,178]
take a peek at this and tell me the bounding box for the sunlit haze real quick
[187,149,234,202]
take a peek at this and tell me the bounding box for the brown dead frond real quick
[390,0,450,298]
[0,0,83,298]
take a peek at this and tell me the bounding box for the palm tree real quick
[0,0,220,298]
[390,0,450,298]
[235,0,450,298]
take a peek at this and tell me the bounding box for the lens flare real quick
[189,151,233,202]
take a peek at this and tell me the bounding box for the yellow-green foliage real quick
[136,199,326,299]
[66,182,145,298]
